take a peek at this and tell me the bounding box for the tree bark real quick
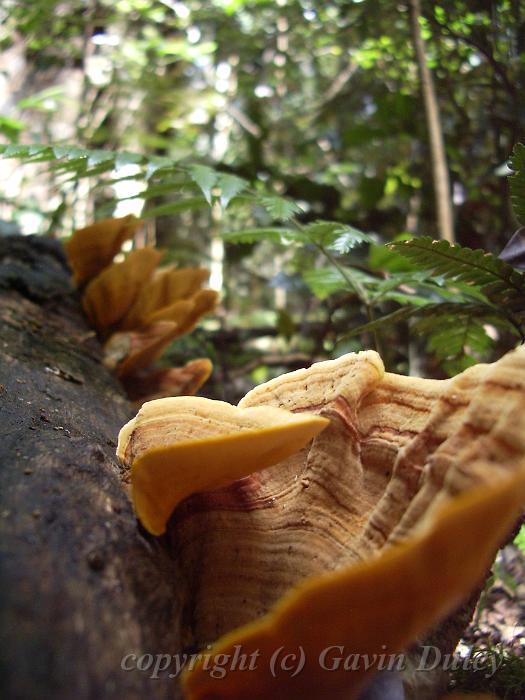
[0,235,184,700]
[410,0,455,244]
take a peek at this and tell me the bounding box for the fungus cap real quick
[65,215,141,286]
[117,396,329,535]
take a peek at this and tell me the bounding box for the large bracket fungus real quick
[64,217,218,403]
[117,347,525,700]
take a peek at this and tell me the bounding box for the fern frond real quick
[330,227,373,253]
[390,237,525,312]
[343,300,518,371]
[260,195,302,221]
[412,303,506,375]
[295,221,372,250]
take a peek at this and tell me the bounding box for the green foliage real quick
[449,644,525,700]
[382,237,525,361]
[224,220,374,302]
[411,303,503,374]
[223,227,295,244]
[0,115,26,141]
[390,236,525,312]
[221,190,525,373]
[223,220,373,250]
[508,143,525,226]
[3,137,523,376]
[259,196,302,222]
[331,227,374,254]
[302,267,350,300]
[0,143,293,222]
[189,165,220,205]
[352,237,525,369]
[514,525,525,556]
[217,174,249,209]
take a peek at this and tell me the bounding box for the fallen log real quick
[0,235,183,700]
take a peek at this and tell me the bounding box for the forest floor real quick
[449,544,525,698]
[461,544,525,654]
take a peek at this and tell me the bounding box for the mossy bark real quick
[0,235,183,700]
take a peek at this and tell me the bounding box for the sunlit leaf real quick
[189,165,218,205]
[330,226,373,253]
[217,173,248,208]
[260,195,302,221]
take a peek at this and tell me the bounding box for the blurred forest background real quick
[1,0,525,401]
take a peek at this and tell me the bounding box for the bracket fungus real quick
[82,247,163,333]
[117,346,525,700]
[117,397,329,535]
[64,214,141,286]
[64,217,218,402]
[120,265,211,330]
[120,359,213,405]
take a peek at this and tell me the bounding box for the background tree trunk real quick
[0,235,184,700]
[410,0,455,244]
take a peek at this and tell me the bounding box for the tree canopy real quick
[1,0,524,383]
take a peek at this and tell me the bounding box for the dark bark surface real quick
[0,236,183,700]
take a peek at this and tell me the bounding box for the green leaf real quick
[330,226,373,253]
[189,164,218,205]
[375,290,431,307]
[27,144,53,158]
[368,233,417,272]
[52,145,86,160]
[87,150,115,167]
[368,273,438,306]
[299,221,344,246]
[142,197,208,218]
[411,302,510,375]
[1,144,33,157]
[260,195,302,221]
[342,306,417,339]
[115,151,143,168]
[293,221,368,249]
[49,158,88,176]
[145,156,175,179]
[302,266,349,299]
[515,524,525,555]
[0,115,26,140]
[123,181,182,201]
[508,143,525,225]
[223,228,295,244]
[82,161,117,178]
[343,300,516,372]
[217,173,248,208]
[17,86,65,111]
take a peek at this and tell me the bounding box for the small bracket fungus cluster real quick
[65,216,217,403]
[117,346,525,700]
